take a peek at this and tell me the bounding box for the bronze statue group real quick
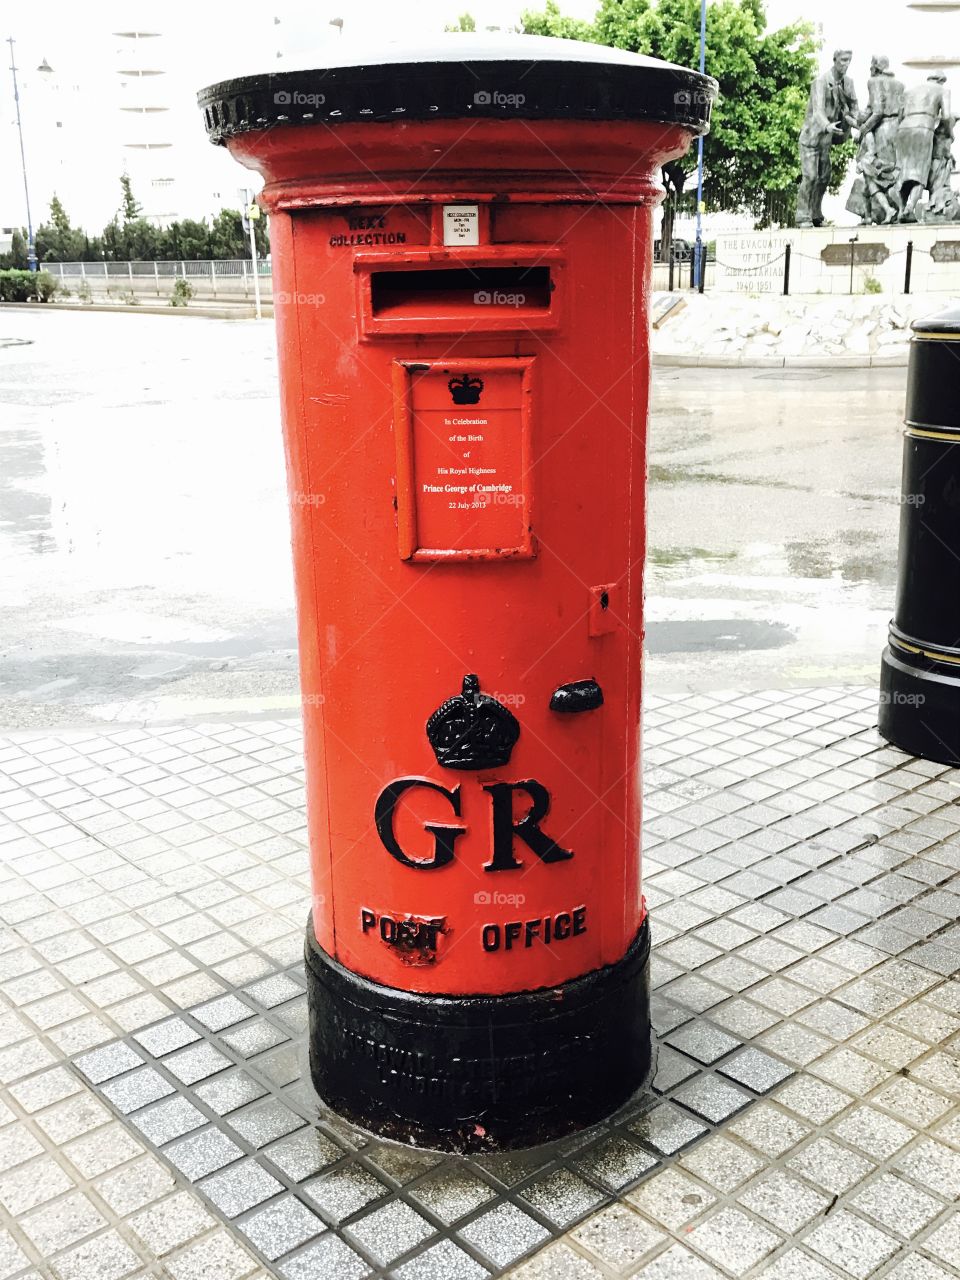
[797,50,958,227]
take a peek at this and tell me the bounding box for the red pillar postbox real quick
[200,34,714,1152]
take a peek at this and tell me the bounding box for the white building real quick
[0,2,349,242]
[903,0,960,77]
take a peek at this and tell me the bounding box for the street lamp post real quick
[6,36,38,271]
[240,188,263,320]
[693,0,706,289]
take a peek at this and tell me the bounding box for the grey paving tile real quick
[165,1042,233,1085]
[717,1047,793,1091]
[630,1101,708,1155]
[264,1129,345,1182]
[665,1023,741,1064]
[344,1199,433,1266]
[786,1135,875,1195]
[200,1159,284,1217]
[686,1206,781,1274]
[627,1167,715,1230]
[302,1165,389,1224]
[0,1154,73,1214]
[571,1203,665,1271]
[100,1066,175,1114]
[394,1238,488,1280]
[279,1234,372,1279]
[894,1137,960,1199]
[726,1102,809,1159]
[803,1209,899,1279]
[518,1168,605,1227]
[229,1098,305,1148]
[238,1195,324,1261]
[74,1042,144,1083]
[51,1228,142,1280]
[458,1201,550,1269]
[571,1134,659,1192]
[630,1242,725,1277]
[194,1070,267,1116]
[129,1095,207,1146]
[885,1256,956,1280]
[672,1076,751,1123]
[222,1020,289,1058]
[245,974,303,1009]
[679,1135,764,1193]
[191,994,254,1031]
[409,1166,496,1223]
[162,1228,258,1280]
[20,1189,106,1254]
[850,1172,943,1237]
[165,1128,244,1180]
[737,1169,830,1232]
[506,1241,605,1278]
[134,1018,201,1057]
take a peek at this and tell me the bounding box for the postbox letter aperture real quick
[200,32,714,1152]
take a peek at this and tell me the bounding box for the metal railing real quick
[48,258,271,279]
[43,258,272,302]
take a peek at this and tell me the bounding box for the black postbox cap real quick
[198,32,717,145]
[911,306,960,338]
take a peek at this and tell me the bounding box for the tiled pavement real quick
[0,686,958,1280]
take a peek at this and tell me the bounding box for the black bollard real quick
[879,307,960,763]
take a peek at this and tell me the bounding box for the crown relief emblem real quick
[448,374,484,405]
[426,674,520,771]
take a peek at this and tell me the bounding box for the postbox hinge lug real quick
[549,679,604,713]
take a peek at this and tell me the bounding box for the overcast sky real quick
[0,0,926,235]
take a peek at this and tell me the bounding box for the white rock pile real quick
[652,292,960,362]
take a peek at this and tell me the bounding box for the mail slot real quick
[199,33,715,1151]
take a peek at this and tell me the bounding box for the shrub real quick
[863,275,883,294]
[76,279,92,304]
[0,269,33,302]
[34,271,59,302]
[0,269,60,302]
[169,277,194,307]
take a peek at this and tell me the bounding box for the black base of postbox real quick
[879,645,960,765]
[304,915,652,1153]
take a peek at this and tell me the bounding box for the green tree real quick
[445,11,477,30]
[119,173,142,222]
[521,0,821,229]
[0,228,30,269]
[520,0,596,40]
[35,195,88,262]
[208,208,269,259]
[160,219,211,260]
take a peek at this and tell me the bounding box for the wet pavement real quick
[0,690,959,1280]
[0,310,906,728]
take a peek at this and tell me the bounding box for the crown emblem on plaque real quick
[448,374,484,405]
[426,674,520,770]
